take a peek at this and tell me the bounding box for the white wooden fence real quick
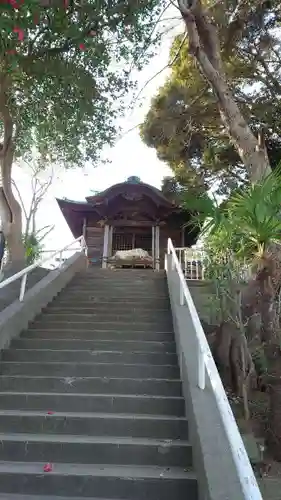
[174,248,205,280]
[175,247,252,282]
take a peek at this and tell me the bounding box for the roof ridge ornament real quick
[127,176,141,184]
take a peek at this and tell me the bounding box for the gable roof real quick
[85,179,176,208]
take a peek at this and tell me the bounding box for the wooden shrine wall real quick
[86,226,104,264]
[85,222,182,268]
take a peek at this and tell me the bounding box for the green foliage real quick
[23,233,42,265]
[183,190,230,239]
[161,174,205,204]
[140,0,281,195]
[252,344,268,376]
[185,167,281,264]
[23,224,53,265]
[0,0,166,166]
[228,178,281,257]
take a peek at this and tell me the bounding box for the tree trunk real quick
[178,0,272,182]
[0,74,25,272]
[267,379,281,461]
[0,148,25,270]
[212,321,256,398]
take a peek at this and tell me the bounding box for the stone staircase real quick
[0,269,198,500]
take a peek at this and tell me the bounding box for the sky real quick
[12,8,182,256]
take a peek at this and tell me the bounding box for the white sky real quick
[13,9,183,253]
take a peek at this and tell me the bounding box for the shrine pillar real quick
[102,224,110,268]
[82,217,87,256]
[108,226,113,259]
[151,226,155,269]
[155,225,160,271]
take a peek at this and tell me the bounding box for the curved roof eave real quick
[56,197,100,213]
[85,181,176,209]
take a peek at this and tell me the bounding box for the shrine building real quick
[56,176,199,270]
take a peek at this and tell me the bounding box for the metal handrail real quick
[0,235,87,302]
[174,247,206,280]
[166,238,262,500]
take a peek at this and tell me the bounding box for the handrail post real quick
[82,236,88,257]
[19,274,27,302]
[180,281,184,306]
[179,248,182,268]
[196,258,199,280]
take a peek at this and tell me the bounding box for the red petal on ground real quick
[43,463,53,473]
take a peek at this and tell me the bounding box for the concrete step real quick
[29,321,173,332]
[64,287,167,293]
[3,349,178,366]
[0,496,122,500]
[70,284,167,289]
[75,277,166,282]
[45,304,170,313]
[0,361,179,380]
[82,271,166,274]
[0,392,185,416]
[0,361,179,379]
[21,329,174,342]
[64,285,168,294]
[0,410,188,439]
[11,338,177,354]
[65,290,168,297]
[59,292,169,299]
[75,272,166,279]
[0,433,192,467]
[0,375,182,397]
[0,462,198,499]
[41,311,172,321]
[52,299,171,309]
[67,276,167,291]
[50,298,170,307]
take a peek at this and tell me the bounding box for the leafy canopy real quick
[161,173,205,204]
[0,0,166,165]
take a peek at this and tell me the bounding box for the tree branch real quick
[11,179,28,223]
[129,32,187,109]
[130,0,174,72]
[226,0,266,50]
[228,0,265,27]
[170,32,188,65]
